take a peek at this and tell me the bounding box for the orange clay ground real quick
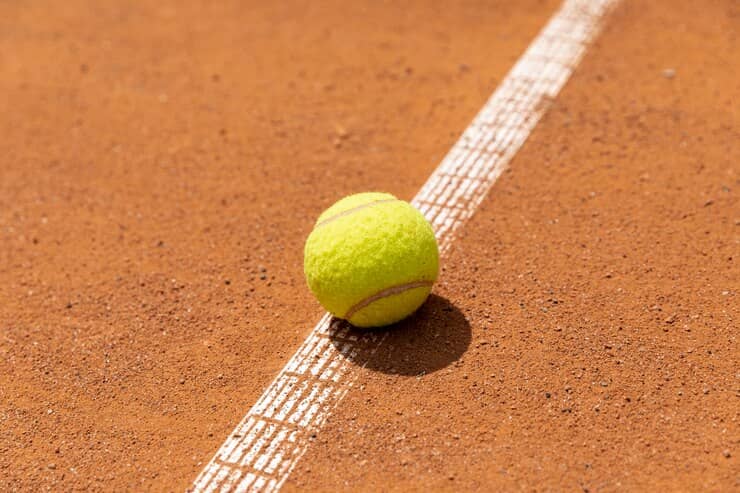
[1,1,737,491]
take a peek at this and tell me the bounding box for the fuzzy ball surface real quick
[304,192,439,328]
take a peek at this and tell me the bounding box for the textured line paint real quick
[190,1,618,491]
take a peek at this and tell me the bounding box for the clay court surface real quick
[1,0,738,491]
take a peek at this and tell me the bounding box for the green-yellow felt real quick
[304,192,439,328]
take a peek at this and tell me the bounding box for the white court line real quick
[190,1,619,491]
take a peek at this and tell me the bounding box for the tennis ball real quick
[304,192,439,328]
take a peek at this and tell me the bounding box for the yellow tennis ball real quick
[304,192,439,328]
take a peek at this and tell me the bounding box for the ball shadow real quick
[329,294,471,376]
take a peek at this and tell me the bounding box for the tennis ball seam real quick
[343,280,435,319]
[315,198,398,228]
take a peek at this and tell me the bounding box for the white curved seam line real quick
[343,280,435,320]
[313,198,397,228]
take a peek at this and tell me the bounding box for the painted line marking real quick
[190,0,619,491]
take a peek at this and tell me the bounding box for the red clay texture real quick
[1,0,737,492]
